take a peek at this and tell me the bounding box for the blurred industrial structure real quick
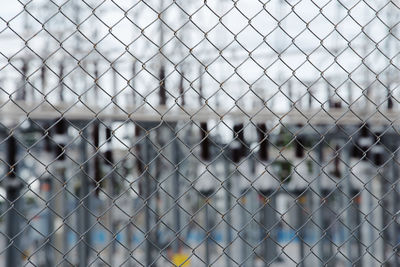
[0,0,399,266]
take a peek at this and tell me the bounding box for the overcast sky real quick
[0,0,397,114]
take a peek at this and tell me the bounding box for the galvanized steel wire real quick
[0,0,399,266]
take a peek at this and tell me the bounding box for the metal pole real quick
[357,126,374,267]
[392,149,400,266]
[42,130,54,267]
[297,191,306,267]
[224,152,232,267]
[343,142,353,267]
[205,197,211,266]
[43,176,54,267]
[172,131,181,253]
[143,132,154,267]
[78,126,91,267]
[240,189,248,267]
[5,135,23,267]
[371,139,384,265]
[260,189,277,266]
[314,142,324,267]
[104,126,115,266]
[353,193,362,267]
[54,119,68,266]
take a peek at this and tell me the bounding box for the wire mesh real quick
[0,0,399,266]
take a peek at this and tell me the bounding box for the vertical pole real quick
[144,131,153,267]
[343,142,353,267]
[385,5,393,110]
[78,126,90,267]
[312,141,324,267]
[172,131,181,253]
[112,63,118,107]
[224,152,232,267]
[240,189,247,267]
[231,123,246,266]
[54,119,68,266]
[131,61,137,107]
[104,126,115,266]
[372,138,384,265]
[43,131,54,267]
[158,0,166,106]
[59,62,64,102]
[43,176,54,267]
[41,63,47,96]
[204,197,211,267]
[17,61,28,101]
[257,123,279,266]
[358,126,374,267]
[354,193,362,267]
[297,192,306,267]
[392,149,400,266]
[260,190,276,266]
[291,131,307,266]
[179,71,185,106]
[5,135,22,267]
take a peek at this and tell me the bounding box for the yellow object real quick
[172,253,191,266]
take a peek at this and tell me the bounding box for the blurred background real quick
[0,0,399,266]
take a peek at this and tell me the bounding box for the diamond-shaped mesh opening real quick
[0,0,400,266]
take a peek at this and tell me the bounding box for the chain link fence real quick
[0,0,399,266]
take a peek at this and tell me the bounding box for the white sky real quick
[0,0,398,114]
